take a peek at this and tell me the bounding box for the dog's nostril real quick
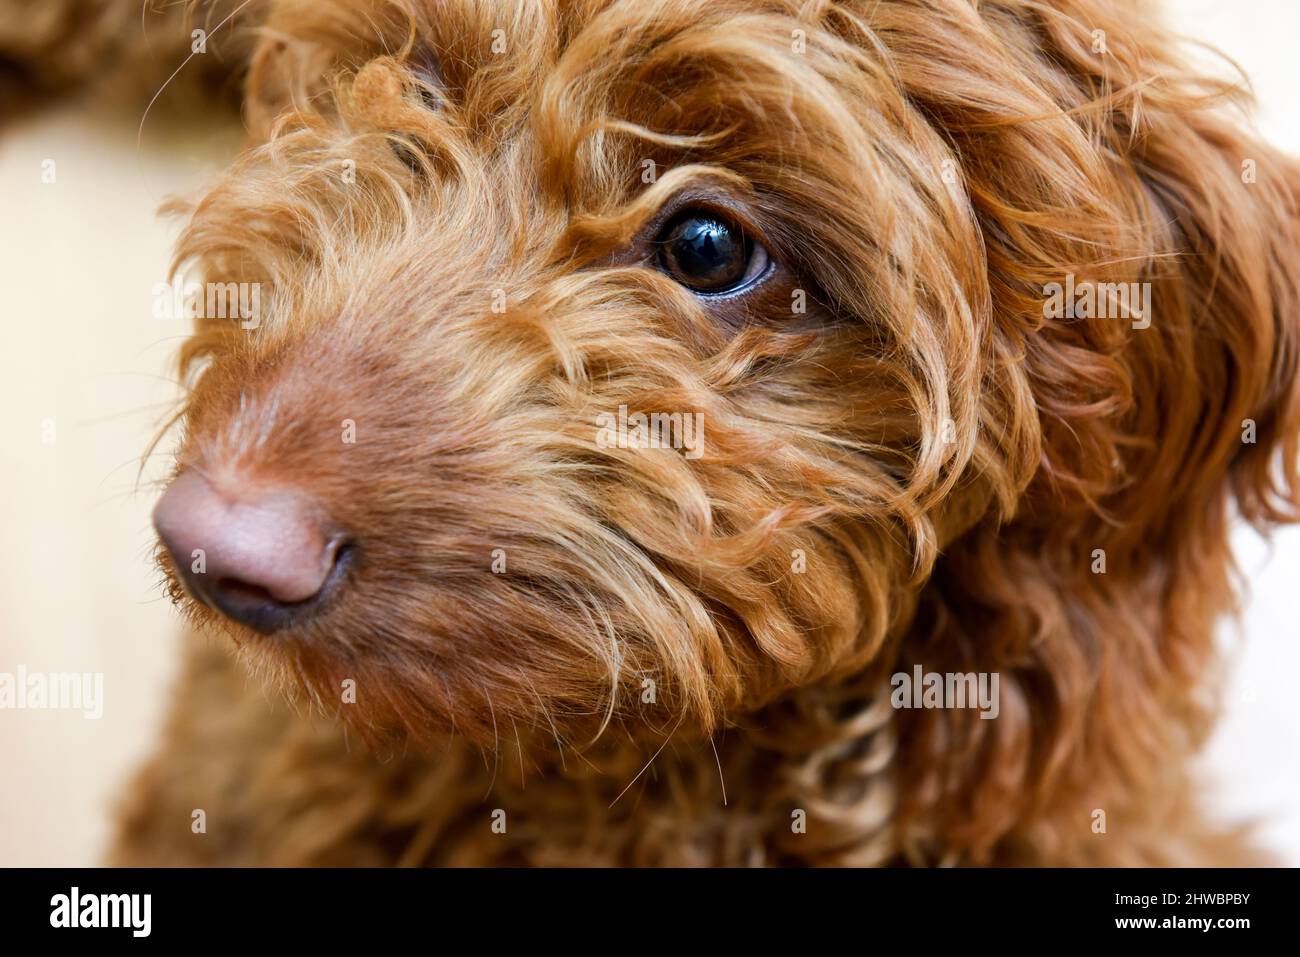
[216,577,279,604]
[152,470,350,634]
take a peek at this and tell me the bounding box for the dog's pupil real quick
[661,215,750,292]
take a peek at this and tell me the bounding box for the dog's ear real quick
[871,0,1300,863]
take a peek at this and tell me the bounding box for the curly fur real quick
[11,0,1299,865]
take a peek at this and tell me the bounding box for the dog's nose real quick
[152,470,348,634]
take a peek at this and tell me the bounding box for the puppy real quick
[9,0,1299,865]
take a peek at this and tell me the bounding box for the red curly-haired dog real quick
[5,0,1298,865]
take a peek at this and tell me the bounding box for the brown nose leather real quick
[153,470,348,633]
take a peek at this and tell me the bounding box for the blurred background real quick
[1,1,1298,866]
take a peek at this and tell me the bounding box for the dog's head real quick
[154,0,1300,840]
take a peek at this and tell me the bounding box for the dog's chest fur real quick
[111,633,899,866]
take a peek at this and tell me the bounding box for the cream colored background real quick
[1,2,1297,866]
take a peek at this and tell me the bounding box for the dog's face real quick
[154,0,1300,767]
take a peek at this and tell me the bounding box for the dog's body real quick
[6,0,1299,866]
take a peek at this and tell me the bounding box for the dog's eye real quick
[655,211,770,295]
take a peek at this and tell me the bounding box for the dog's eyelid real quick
[406,53,446,109]
[651,191,766,241]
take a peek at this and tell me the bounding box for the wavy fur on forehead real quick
[89,0,1300,864]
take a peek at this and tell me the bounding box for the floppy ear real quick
[871,0,1300,864]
